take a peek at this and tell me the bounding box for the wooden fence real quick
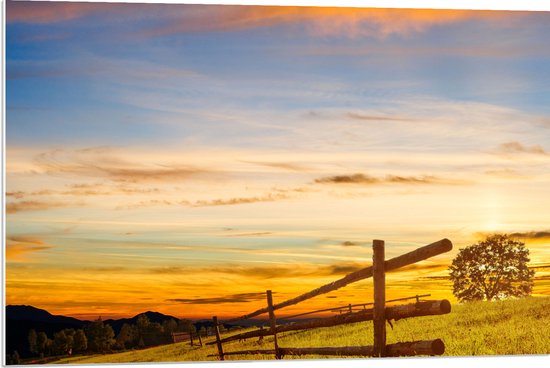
[207,238,452,360]
[171,332,203,347]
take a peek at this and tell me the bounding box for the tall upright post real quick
[213,316,224,360]
[373,239,386,357]
[266,290,281,359]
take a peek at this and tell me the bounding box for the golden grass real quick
[52,296,550,364]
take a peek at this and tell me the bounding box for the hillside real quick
[5,306,183,359]
[51,296,550,363]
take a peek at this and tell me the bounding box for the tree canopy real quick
[449,234,535,302]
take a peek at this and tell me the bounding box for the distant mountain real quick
[5,305,183,359]
[5,305,88,358]
[104,311,181,334]
[6,305,88,326]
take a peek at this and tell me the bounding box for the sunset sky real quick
[5,1,550,321]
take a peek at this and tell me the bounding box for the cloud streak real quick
[34,148,209,183]
[7,2,515,39]
[6,200,75,214]
[6,236,53,260]
[167,292,266,305]
[511,231,550,240]
[314,173,466,185]
[495,141,548,156]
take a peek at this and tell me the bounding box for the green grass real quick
[52,296,550,364]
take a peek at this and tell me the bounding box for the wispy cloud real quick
[341,241,361,247]
[495,141,548,156]
[140,6,506,39]
[7,2,514,40]
[150,262,367,280]
[167,292,266,304]
[6,235,53,260]
[510,231,550,240]
[6,200,75,214]
[34,148,210,183]
[240,160,310,172]
[193,193,290,207]
[346,112,416,122]
[314,173,466,185]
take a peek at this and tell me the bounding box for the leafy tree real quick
[163,319,178,335]
[53,330,72,354]
[85,318,115,353]
[7,351,20,365]
[116,323,138,350]
[177,319,195,334]
[36,331,48,357]
[449,234,535,302]
[199,326,207,337]
[28,329,38,355]
[73,329,88,353]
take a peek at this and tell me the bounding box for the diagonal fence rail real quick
[208,238,452,360]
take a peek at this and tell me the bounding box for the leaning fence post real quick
[373,239,386,357]
[197,331,203,347]
[213,316,224,360]
[266,290,281,359]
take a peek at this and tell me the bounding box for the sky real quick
[5,1,550,321]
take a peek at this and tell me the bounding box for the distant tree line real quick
[21,315,196,361]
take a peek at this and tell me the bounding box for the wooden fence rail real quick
[223,239,451,323]
[210,238,452,360]
[207,299,451,345]
[278,294,431,320]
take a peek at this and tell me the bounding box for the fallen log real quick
[279,339,445,357]
[207,349,276,358]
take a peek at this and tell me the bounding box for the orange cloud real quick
[6,235,52,260]
[142,6,500,39]
[7,1,122,24]
[7,1,514,39]
[495,141,548,156]
[314,173,468,185]
[34,148,209,183]
[6,200,73,214]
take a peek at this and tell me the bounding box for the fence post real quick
[373,239,386,357]
[197,331,203,347]
[266,290,281,359]
[213,316,224,360]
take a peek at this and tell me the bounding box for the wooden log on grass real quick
[207,349,276,358]
[223,239,452,323]
[208,299,451,345]
[278,339,445,357]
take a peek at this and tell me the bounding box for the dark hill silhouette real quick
[104,311,181,334]
[5,305,182,359]
[6,305,88,326]
[6,305,88,359]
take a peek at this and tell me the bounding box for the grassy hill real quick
[51,296,550,364]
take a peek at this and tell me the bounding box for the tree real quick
[28,329,38,355]
[116,323,138,350]
[7,351,20,365]
[73,329,88,353]
[85,318,115,353]
[53,330,68,355]
[36,331,48,357]
[449,234,535,302]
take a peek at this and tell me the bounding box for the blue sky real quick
[5,1,550,318]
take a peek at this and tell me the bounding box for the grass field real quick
[52,296,550,364]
